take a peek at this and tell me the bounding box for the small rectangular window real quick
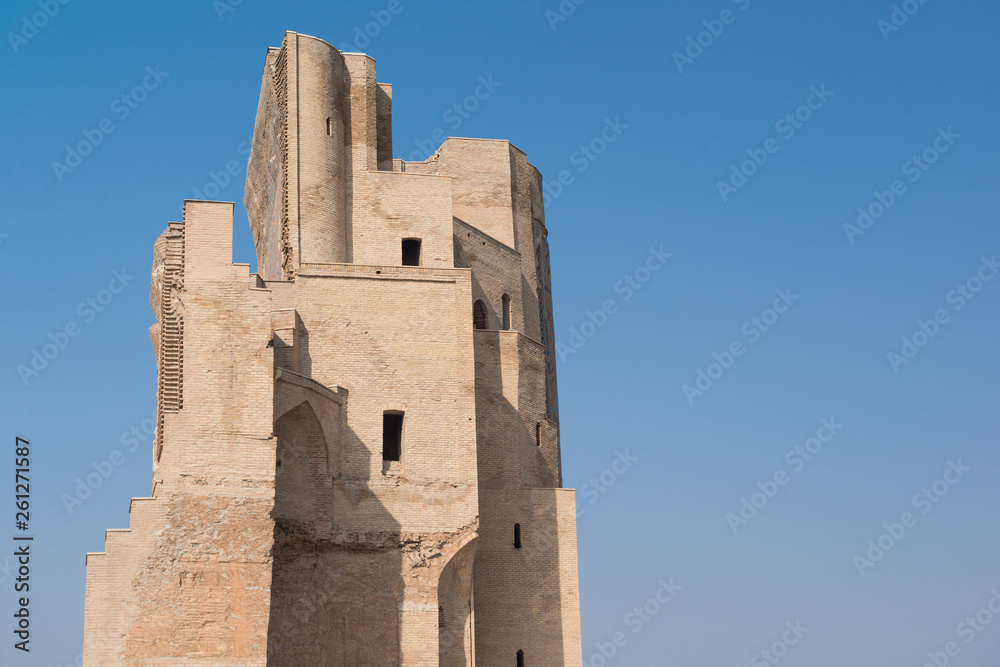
[383,412,403,461]
[402,239,421,266]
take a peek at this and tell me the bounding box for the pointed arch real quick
[473,300,488,330]
[438,536,478,665]
[273,401,328,525]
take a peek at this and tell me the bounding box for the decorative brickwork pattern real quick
[150,222,184,463]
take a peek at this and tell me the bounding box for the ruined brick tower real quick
[83,31,582,665]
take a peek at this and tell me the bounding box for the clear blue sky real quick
[2,0,999,665]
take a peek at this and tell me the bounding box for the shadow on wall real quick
[266,394,406,663]
[439,536,478,664]
[265,382,479,662]
[472,330,568,664]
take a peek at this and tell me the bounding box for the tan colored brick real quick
[84,30,581,667]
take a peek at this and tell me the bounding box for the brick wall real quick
[84,31,581,666]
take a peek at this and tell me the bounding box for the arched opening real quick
[502,293,511,330]
[274,402,328,524]
[439,538,478,665]
[517,649,525,667]
[514,523,522,550]
[268,395,404,664]
[473,300,488,330]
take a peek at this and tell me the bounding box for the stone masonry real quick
[83,31,582,666]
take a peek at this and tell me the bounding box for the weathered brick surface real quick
[84,30,581,666]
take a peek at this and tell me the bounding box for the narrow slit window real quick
[535,422,541,447]
[502,293,511,330]
[402,238,421,266]
[326,117,332,135]
[517,650,525,667]
[514,523,522,549]
[439,606,445,628]
[473,300,488,330]
[383,412,403,461]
